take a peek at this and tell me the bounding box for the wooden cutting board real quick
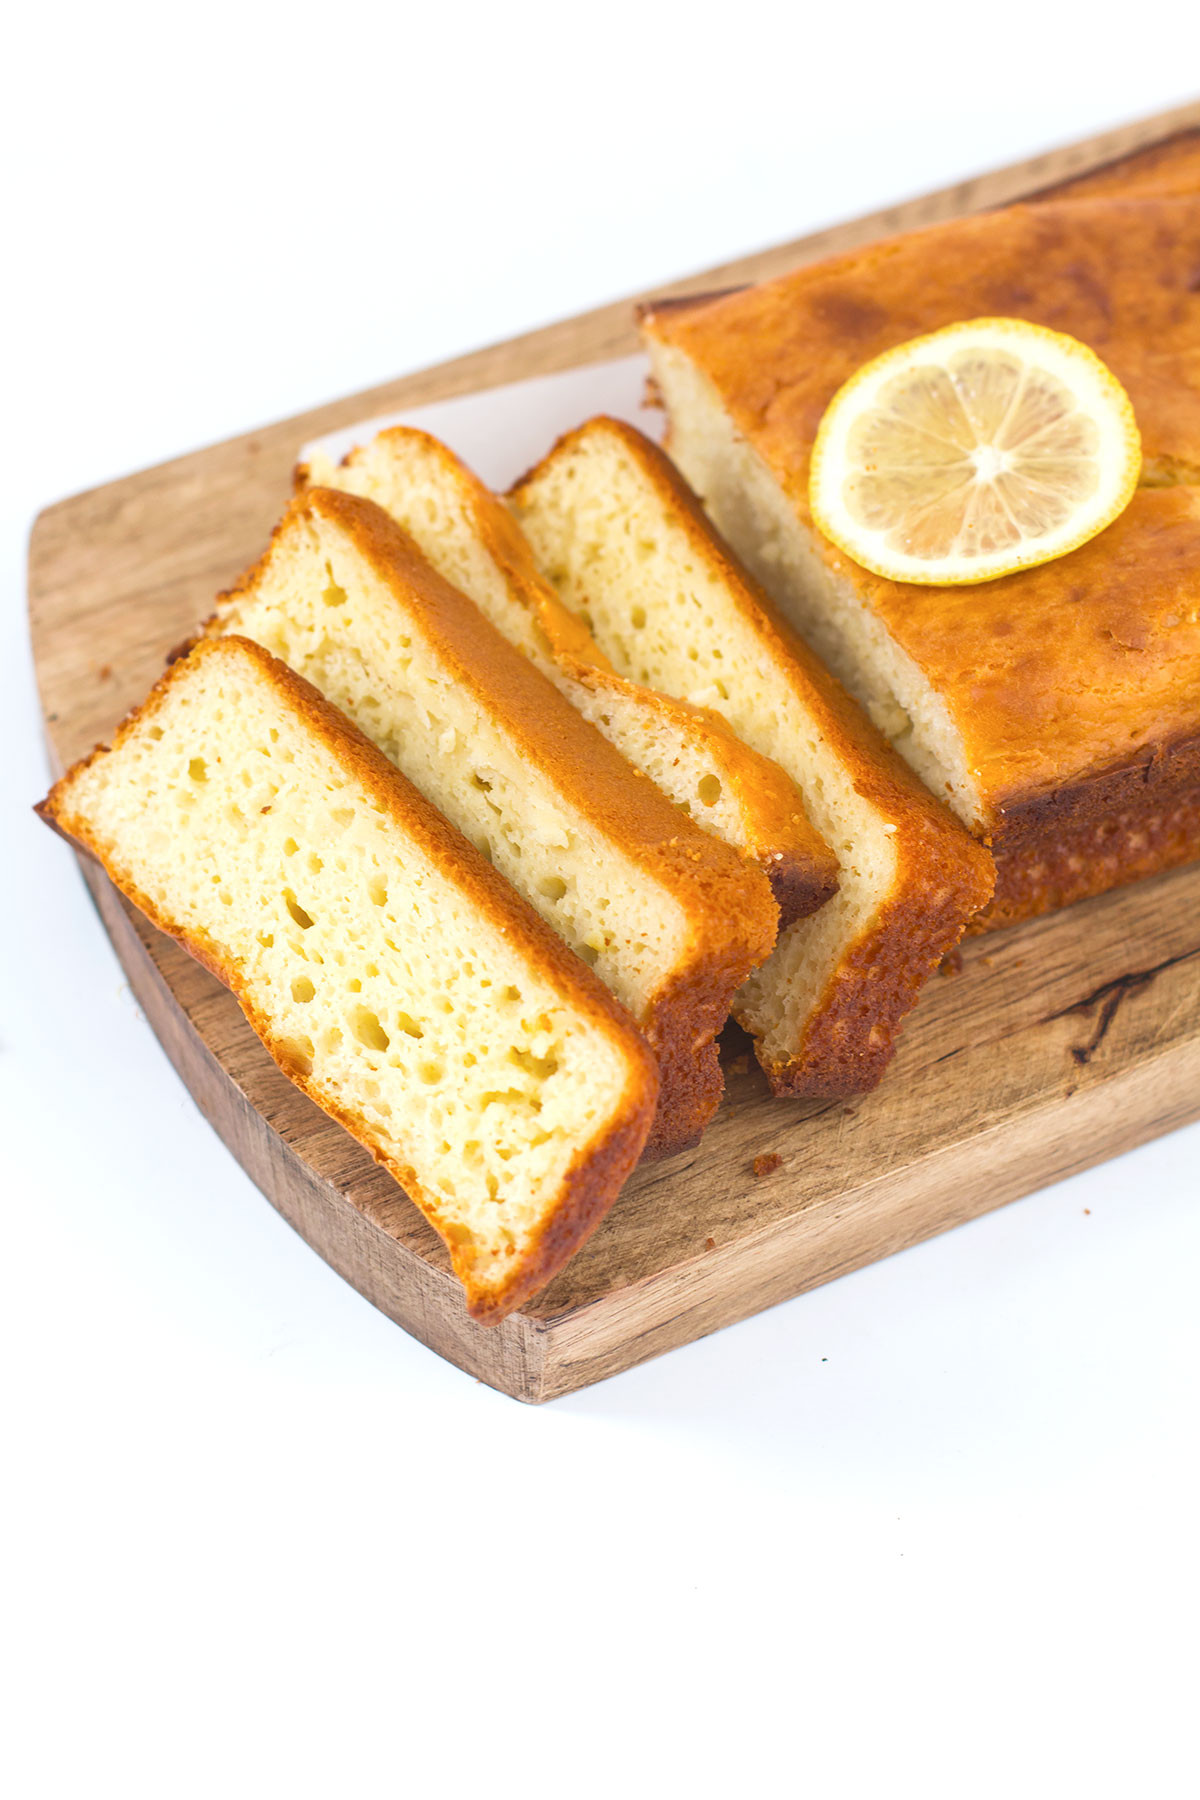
[28,102,1200,1402]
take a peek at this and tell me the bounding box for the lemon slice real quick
[809,317,1141,585]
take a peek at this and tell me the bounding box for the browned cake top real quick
[647,198,1200,498]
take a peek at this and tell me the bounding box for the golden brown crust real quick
[512,417,993,1095]
[643,196,1200,927]
[974,728,1200,930]
[643,198,1200,508]
[762,867,988,1097]
[37,635,661,1321]
[310,426,836,926]
[220,487,780,1155]
[760,835,991,1096]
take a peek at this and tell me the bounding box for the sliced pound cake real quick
[301,429,838,927]
[37,636,659,1321]
[211,486,779,1154]
[510,418,994,1097]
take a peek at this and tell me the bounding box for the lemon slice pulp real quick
[809,318,1142,585]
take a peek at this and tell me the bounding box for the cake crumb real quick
[704,1235,716,1251]
[97,663,112,681]
[939,946,964,977]
[726,1053,751,1076]
[752,1152,782,1178]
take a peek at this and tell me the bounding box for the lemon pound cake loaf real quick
[212,486,779,1154]
[510,418,993,1097]
[37,636,659,1321]
[640,198,1200,925]
[301,429,838,928]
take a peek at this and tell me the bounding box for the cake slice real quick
[210,485,780,1154]
[640,196,1200,926]
[300,429,838,927]
[509,418,993,1097]
[36,636,659,1322]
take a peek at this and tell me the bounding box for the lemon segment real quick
[809,318,1142,585]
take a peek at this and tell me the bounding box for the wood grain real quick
[28,103,1200,1401]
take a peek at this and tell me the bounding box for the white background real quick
[5,6,1200,1796]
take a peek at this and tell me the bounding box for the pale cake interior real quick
[510,425,902,1070]
[305,441,547,663]
[305,438,777,855]
[645,341,986,829]
[560,667,751,844]
[214,504,689,1027]
[56,642,635,1303]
